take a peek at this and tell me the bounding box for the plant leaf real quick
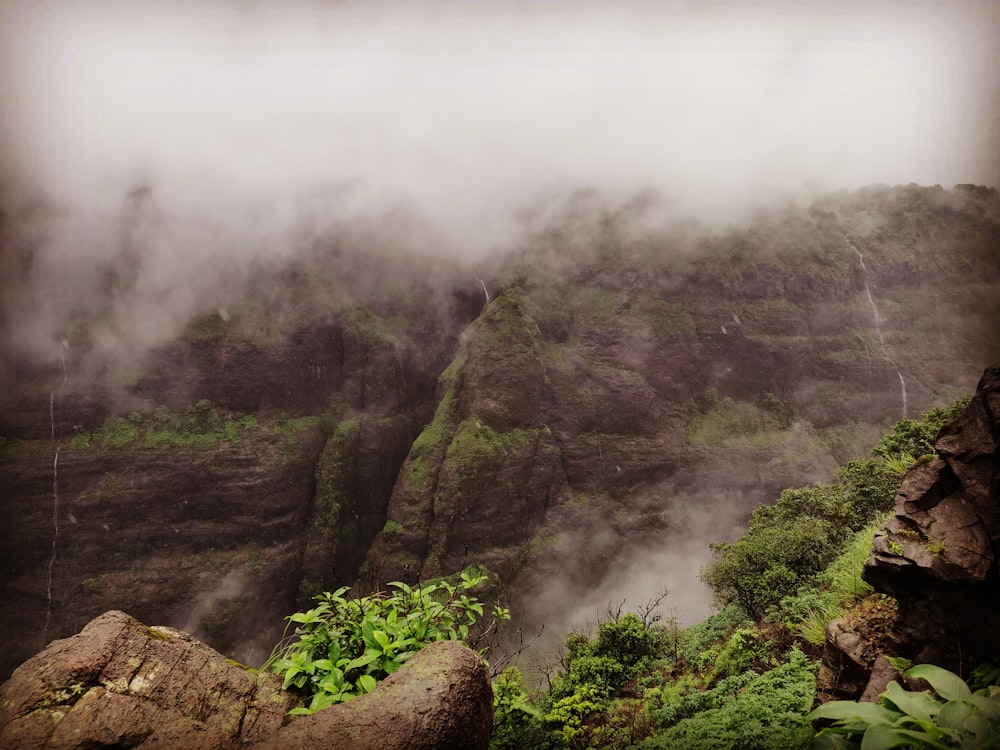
[967,693,1000,720]
[883,681,940,725]
[905,664,972,701]
[809,701,897,725]
[860,724,952,750]
[937,699,976,730]
[812,732,863,749]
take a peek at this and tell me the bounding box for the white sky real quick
[1,0,997,252]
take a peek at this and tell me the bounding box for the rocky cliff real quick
[2,183,999,679]
[864,363,1000,669]
[818,364,1000,699]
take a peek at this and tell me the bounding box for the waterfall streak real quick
[849,239,908,417]
[43,447,60,638]
[43,342,69,640]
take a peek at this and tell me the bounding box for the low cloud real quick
[1,0,997,371]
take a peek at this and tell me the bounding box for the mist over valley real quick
[1,0,998,695]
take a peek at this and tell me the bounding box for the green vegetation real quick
[343,305,397,350]
[266,568,509,715]
[69,401,261,451]
[700,458,898,622]
[491,604,819,750]
[687,392,795,447]
[273,415,320,454]
[637,297,696,340]
[0,436,24,458]
[810,664,1000,749]
[314,418,358,520]
[487,395,979,748]
[701,399,966,623]
[576,287,626,325]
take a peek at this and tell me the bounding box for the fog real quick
[2,1,997,363]
[3,0,997,237]
[1,1,996,671]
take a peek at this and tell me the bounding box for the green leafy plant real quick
[266,568,508,715]
[809,664,1000,749]
[491,666,546,750]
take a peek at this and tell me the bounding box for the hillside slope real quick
[1,183,998,679]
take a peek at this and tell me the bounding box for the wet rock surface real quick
[863,364,1000,670]
[0,610,493,750]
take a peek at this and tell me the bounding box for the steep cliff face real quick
[0,422,324,680]
[1,183,998,679]
[365,185,1000,629]
[863,364,1000,670]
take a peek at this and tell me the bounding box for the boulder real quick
[0,610,293,749]
[260,639,494,750]
[0,610,493,750]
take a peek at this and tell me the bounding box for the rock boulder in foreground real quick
[0,610,492,750]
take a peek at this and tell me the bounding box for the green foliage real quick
[637,297,696,340]
[547,683,605,749]
[491,666,547,750]
[809,664,1000,749]
[404,356,464,493]
[343,305,397,350]
[76,402,262,451]
[777,518,882,644]
[713,627,771,680]
[686,396,791,447]
[640,648,818,750]
[677,605,753,665]
[94,413,141,448]
[577,287,626,325]
[871,398,970,464]
[273,415,320,454]
[552,614,670,701]
[0,436,24,458]
[702,397,967,623]
[267,568,508,715]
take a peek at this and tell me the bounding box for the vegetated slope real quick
[0,183,997,680]
[364,183,1000,633]
[487,389,999,750]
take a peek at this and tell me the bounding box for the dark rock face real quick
[0,429,324,682]
[863,364,1000,670]
[2,183,999,681]
[0,610,493,750]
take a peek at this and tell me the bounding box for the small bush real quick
[266,568,508,715]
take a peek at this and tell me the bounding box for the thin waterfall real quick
[43,342,69,641]
[847,238,908,417]
[43,446,60,639]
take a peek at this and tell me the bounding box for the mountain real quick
[1,182,998,680]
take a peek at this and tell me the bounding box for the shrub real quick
[266,568,508,715]
[640,648,818,750]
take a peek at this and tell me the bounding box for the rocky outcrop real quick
[0,610,493,750]
[258,640,493,750]
[862,364,1000,670]
[0,610,294,749]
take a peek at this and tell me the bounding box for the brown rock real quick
[259,640,494,750]
[0,611,494,750]
[0,610,293,749]
[819,617,875,699]
[863,364,1000,671]
[859,655,901,703]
